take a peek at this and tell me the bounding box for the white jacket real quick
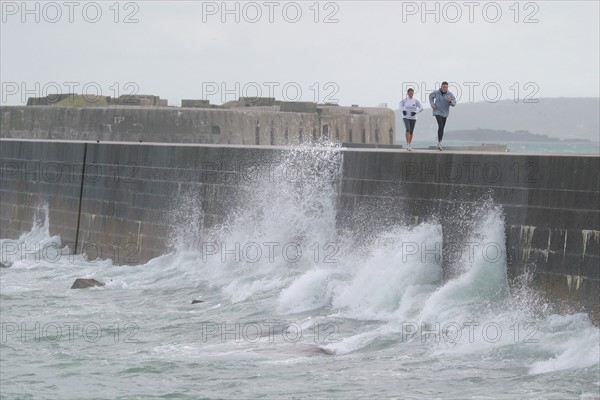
[400,97,423,120]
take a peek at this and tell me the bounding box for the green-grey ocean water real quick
[1,145,598,399]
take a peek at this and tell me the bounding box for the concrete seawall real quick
[1,105,396,145]
[1,139,598,320]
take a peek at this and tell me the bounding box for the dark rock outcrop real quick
[71,278,105,289]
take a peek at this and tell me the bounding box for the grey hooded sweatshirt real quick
[429,89,457,118]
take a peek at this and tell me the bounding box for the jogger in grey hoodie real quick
[429,81,457,150]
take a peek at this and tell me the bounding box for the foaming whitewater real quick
[164,142,345,304]
[1,144,598,399]
[1,204,113,271]
[1,204,67,269]
[419,206,510,324]
[328,222,443,321]
[163,142,598,377]
[321,205,599,377]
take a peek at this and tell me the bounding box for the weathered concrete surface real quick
[0,105,396,145]
[1,139,598,320]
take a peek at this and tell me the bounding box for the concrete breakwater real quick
[0,139,598,320]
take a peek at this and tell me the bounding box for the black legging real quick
[435,115,447,141]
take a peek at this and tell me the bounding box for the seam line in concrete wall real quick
[73,142,88,255]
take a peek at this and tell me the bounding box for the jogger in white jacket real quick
[400,88,423,151]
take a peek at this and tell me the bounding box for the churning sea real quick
[1,144,598,400]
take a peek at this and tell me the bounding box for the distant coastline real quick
[395,98,600,143]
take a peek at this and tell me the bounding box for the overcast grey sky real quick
[1,0,599,107]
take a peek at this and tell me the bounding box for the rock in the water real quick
[302,345,336,356]
[0,261,13,268]
[71,278,105,289]
[191,299,204,304]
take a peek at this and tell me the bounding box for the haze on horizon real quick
[1,1,599,111]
